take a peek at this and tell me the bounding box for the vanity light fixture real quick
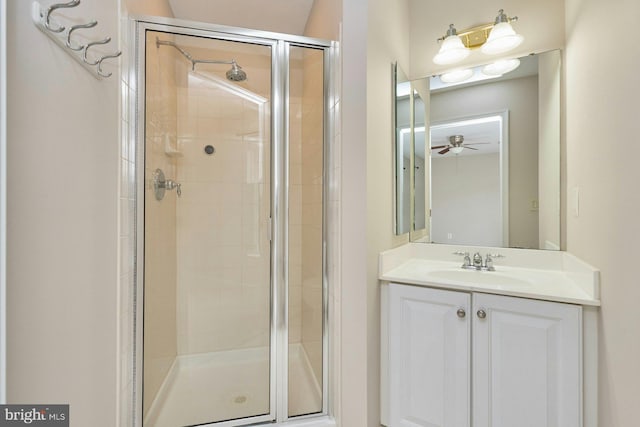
[481,58,521,76]
[433,9,524,65]
[433,24,471,65]
[440,68,474,84]
[481,10,524,55]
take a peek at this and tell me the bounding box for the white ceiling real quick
[168,0,315,35]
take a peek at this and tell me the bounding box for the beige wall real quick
[142,33,179,415]
[564,0,640,425]
[6,1,119,426]
[431,76,540,248]
[125,0,174,17]
[365,0,411,426]
[305,0,341,40]
[339,0,367,424]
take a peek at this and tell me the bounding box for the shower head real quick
[226,62,247,82]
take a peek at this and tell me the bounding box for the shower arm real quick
[156,38,237,71]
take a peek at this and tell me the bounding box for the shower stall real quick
[132,17,334,427]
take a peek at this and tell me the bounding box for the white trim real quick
[0,0,7,404]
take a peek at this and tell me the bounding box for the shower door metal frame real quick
[131,16,333,427]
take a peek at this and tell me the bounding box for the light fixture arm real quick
[437,24,459,42]
[494,9,518,24]
[156,37,237,71]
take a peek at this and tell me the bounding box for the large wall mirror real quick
[394,63,411,235]
[394,49,561,250]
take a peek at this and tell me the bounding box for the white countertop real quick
[379,243,600,306]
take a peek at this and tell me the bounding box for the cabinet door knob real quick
[456,308,466,318]
[477,309,487,319]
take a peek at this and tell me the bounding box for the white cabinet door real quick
[389,283,470,427]
[472,293,582,427]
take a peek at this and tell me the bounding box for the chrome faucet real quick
[454,251,503,271]
[472,252,483,268]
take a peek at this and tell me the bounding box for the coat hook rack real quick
[31,1,121,79]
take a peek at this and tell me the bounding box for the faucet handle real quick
[484,253,504,271]
[484,253,494,270]
[454,251,472,267]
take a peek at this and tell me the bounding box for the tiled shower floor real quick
[146,345,321,426]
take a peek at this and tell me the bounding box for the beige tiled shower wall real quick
[289,60,304,346]
[175,48,272,356]
[142,34,180,415]
[300,48,325,385]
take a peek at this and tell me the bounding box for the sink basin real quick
[426,269,532,287]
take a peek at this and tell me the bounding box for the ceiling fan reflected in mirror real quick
[431,134,490,155]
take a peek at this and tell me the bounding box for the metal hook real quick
[44,0,81,33]
[82,37,111,65]
[96,51,122,78]
[66,21,97,51]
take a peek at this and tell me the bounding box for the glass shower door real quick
[143,29,273,427]
[287,45,325,418]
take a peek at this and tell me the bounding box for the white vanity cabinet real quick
[388,284,471,427]
[387,282,582,427]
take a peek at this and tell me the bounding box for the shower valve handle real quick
[165,180,181,197]
[153,169,182,200]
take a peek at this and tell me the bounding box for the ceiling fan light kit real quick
[431,134,491,156]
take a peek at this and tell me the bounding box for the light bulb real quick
[481,22,524,55]
[450,146,464,154]
[482,58,521,76]
[440,68,473,84]
[433,35,470,65]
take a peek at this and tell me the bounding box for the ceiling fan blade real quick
[466,146,479,151]
[465,142,492,146]
[438,147,450,155]
[431,145,448,150]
